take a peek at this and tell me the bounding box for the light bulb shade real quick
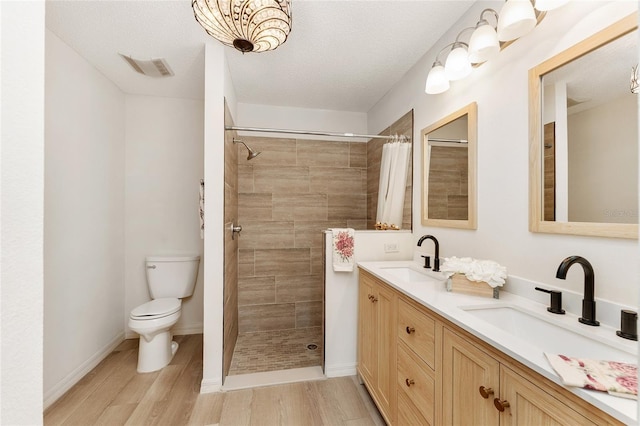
[192,0,292,53]
[468,23,500,64]
[425,64,450,94]
[534,0,569,11]
[497,0,537,42]
[444,45,472,81]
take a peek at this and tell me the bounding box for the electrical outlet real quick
[384,243,399,253]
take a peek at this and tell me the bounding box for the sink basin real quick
[379,266,446,283]
[462,305,636,362]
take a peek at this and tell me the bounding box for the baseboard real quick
[324,362,357,378]
[43,331,125,410]
[200,377,223,394]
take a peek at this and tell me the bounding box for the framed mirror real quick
[529,13,638,239]
[421,102,477,229]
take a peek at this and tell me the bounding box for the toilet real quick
[129,255,200,373]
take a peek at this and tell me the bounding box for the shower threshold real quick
[222,366,325,391]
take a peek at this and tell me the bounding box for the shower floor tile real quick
[228,327,323,375]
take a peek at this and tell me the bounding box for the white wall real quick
[568,94,638,223]
[236,102,368,141]
[201,41,228,393]
[1,2,45,423]
[369,1,639,305]
[324,231,414,377]
[124,95,204,337]
[43,29,126,407]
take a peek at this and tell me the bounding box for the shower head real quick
[233,139,261,161]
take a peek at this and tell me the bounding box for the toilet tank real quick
[145,255,200,299]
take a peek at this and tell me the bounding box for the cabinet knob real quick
[405,378,415,387]
[405,326,416,334]
[493,398,510,412]
[371,296,378,303]
[479,386,494,399]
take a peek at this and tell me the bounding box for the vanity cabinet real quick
[443,326,611,426]
[357,269,624,426]
[357,270,397,424]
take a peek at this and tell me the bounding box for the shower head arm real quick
[233,138,261,160]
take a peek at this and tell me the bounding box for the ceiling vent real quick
[119,54,174,78]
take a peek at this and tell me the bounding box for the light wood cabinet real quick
[442,327,500,426]
[357,270,397,424]
[357,269,623,426]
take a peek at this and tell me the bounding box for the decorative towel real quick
[331,228,355,272]
[545,353,637,399]
[199,179,205,239]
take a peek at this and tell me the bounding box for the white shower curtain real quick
[376,135,411,228]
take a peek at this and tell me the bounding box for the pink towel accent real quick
[546,353,637,399]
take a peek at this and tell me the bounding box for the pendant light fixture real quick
[192,0,292,53]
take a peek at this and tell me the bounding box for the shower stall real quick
[222,106,413,381]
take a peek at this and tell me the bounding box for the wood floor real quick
[44,334,384,426]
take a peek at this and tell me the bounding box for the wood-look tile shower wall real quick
[237,137,368,332]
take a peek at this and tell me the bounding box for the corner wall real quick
[44,30,126,407]
[368,1,639,305]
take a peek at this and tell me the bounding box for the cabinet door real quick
[358,273,377,386]
[499,365,599,426]
[375,283,397,420]
[442,328,500,426]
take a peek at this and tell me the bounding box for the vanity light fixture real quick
[444,28,474,81]
[425,59,450,94]
[533,0,570,11]
[631,65,639,94]
[191,0,292,53]
[425,0,571,95]
[468,9,500,64]
[497,0,537,42]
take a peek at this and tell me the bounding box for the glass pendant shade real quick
[534,0,569,11]
[468,22,500,64]
[192,0,292,53]
[497,0,537,42]
[444,44,472,81]
[425,63,450,94]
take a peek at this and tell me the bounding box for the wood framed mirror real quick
[421,102,477,229]
[529,12,638,239]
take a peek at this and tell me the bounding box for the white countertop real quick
[358,260,638,425]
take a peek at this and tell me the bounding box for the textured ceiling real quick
[46,1,476,112]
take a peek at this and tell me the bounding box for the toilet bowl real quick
[129,255,200,373]
[129,298,182,373]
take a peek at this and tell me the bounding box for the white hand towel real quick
[331,228,355,272]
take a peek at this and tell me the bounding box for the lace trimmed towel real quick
[545,353,637,399]
[331,228,355,272]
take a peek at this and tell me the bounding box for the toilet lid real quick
[131,298,181,319]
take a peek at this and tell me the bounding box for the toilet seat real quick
[130,298,181,320]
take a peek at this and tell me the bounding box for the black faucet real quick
[555,256,599,326]
[417,235,440,272]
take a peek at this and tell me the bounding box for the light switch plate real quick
[384,243,399,253]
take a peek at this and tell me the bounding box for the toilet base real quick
[136,330,178,373]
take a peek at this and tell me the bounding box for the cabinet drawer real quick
[397,342,435,425]
[397,389,431,426]
[398,297,436,369]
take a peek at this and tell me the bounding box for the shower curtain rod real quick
[226,126,467,144]
[225,125,396,140]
